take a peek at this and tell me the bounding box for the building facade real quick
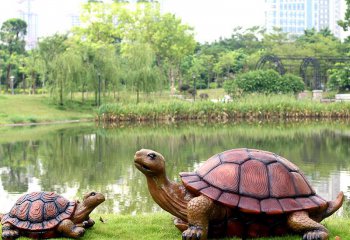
[265,0,343,38]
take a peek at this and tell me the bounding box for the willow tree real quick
[122,42,162,103]
[79,43,121,105]
[114,3,196,95]
[47,50,82,105]
[76,2,195,95]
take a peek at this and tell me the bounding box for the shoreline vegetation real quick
[97,95,350,123]
[0,93,350,126]
[0,213,346,240]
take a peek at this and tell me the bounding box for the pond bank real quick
[97,95,350,123]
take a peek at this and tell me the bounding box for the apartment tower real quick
[265,0,343,38]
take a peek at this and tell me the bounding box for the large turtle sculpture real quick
[134,148,344,240]
[0,191,105,239]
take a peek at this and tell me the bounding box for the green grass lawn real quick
[0,95,95,125]
[0,213,347,240]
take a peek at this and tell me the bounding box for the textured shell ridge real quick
[2,192,77,231]
[180,148,322,214]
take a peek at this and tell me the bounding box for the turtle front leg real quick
[1,223,19,240]
[75,218,95,228]
[57,219,85,239]
[287,211,328,240]
[182,195,214,240]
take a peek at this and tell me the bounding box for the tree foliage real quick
[122,42,163,103]
[0,1,349,102]
[224,70,304,95]
[0,18,27,89]
[327,63,350,92]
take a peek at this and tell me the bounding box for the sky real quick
[0,0,266,43]
[161,0,266,42]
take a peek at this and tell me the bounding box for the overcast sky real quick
[0,0,266,43]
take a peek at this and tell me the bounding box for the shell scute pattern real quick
[44,202,59,220]
[1,192,76,231]
[203,163,239,192]
[28,200,44,223]
[268,163,296,197]
[239,160,269,199]
[181,148,323,214]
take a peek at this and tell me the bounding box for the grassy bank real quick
[0,95,94,125]
[98,94,350,122]
[1,93,350,125]
[0,213,347,240]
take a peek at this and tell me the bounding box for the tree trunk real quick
[31,73,36,95]
[169,67,176,95]
[59,80,63,105]
[136,89,139,104]
[82,84,85,103]
[22,73,26,94]
[5,64,11,92]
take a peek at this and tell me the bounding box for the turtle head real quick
[134,149,165,176]
[73,192,105,222]
[82,191,105,209]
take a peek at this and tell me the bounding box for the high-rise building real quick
[17,0,38,49]
[265,0,343,38]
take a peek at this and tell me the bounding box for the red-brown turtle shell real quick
[1,192,76,231]
[180,148,327,215]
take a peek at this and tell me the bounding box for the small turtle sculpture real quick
[134,148,344,240]
[0,191,105,239]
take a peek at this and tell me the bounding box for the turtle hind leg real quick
[57,219,85,239]
[287,211,328,240]
[2,223,20,240]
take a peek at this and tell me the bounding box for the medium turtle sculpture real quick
[0,191,105,239]
[134,148,344,240]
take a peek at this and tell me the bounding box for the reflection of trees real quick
[0,121,349,213]
[0,141,40,193]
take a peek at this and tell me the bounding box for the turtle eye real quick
[90,192,96,196]
[147,153,156,160]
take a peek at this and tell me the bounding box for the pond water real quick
[0,120,349,216]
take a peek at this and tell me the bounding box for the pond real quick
[0,120,349,216]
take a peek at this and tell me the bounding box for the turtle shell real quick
[180,148,327,215]
[1,192,76,231]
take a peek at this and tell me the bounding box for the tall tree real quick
[77,2,196,95]
[36,34,68,95]
[0,18,27,91]
[20,50,44,94]
[122,41,162,103]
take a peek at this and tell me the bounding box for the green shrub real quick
[279,74,305,93]
[235,70,281,94]
[179,84,190,92]
[209,82,217,89]
[327,63,350,93]
[223,79,242,98]
[229,70,305,95]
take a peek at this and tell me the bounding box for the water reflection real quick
[0,121,349,215]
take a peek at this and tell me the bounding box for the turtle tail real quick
[322,191,344,220]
